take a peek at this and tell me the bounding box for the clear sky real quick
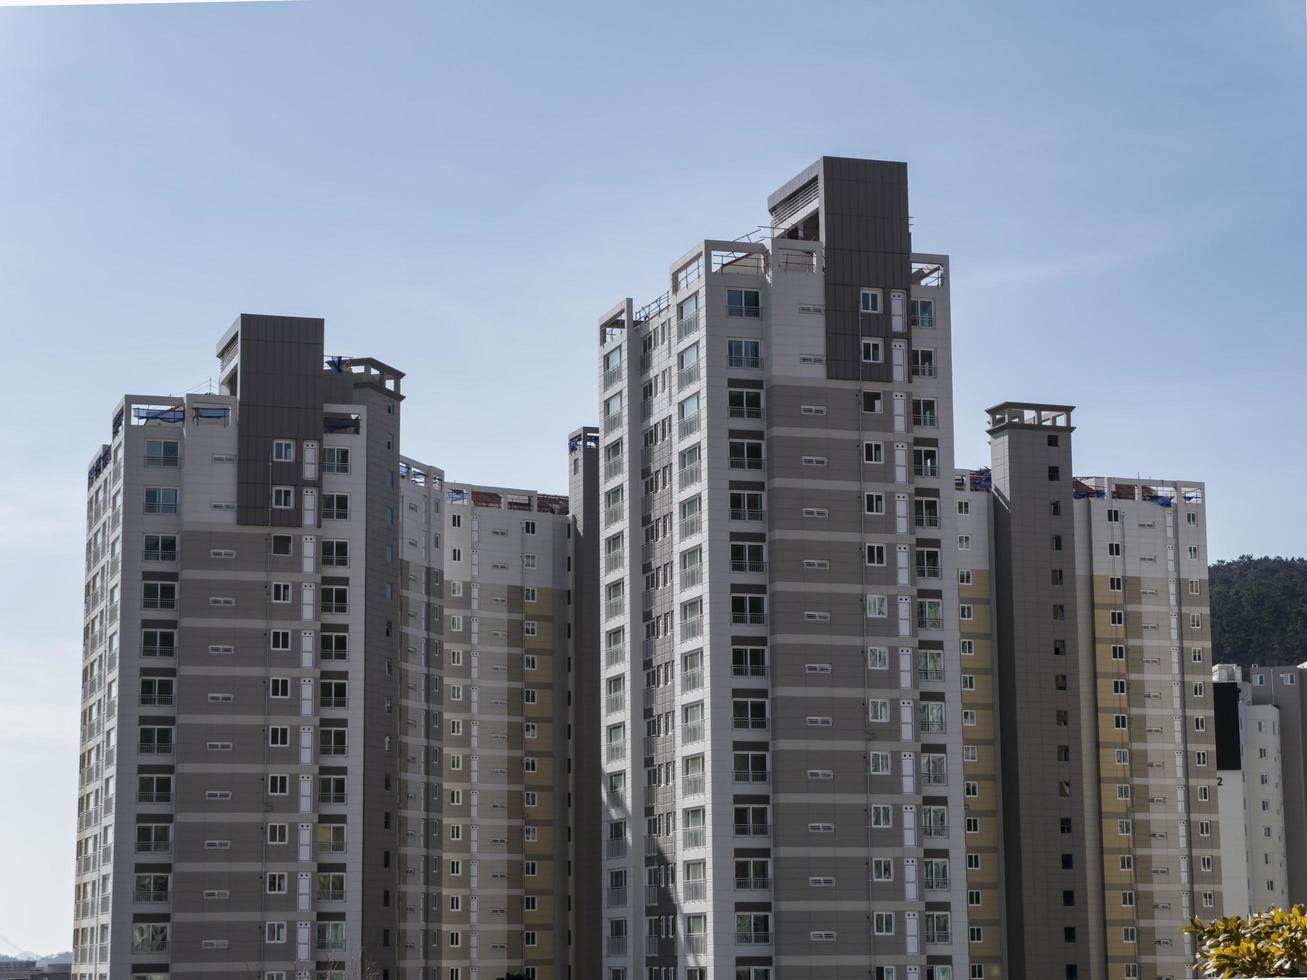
[1,0,1304,956]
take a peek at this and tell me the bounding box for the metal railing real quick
[603,457,624,482]
[917,615,944,630]
[729,456,763,470]
[914,463,940,478]
[679,514,702,537]
[676,311,701,340]
[683,827,706,849]
[682,721,704,744]
[729,404,762,420]
[604,693,626,715]
[603,411,624,435]
[606,743,626,762]
[681,669,703,692]
[678,414,701,438]
[736,877,770,890]
[912,363,937,378]
[913,413,938,427]
[604,597,625,621]
[733,769,769,783]
[682,773,705,795]
[727,354,762,368]
[685,934,707,954]
[603,365,623,389]
[606,935,628,956]
[606,837,628,858]
[606,886,628,907]
[730,560,765,574]
[604,551,625,574]
[681,564,702,588]
[730,508,764,521]
[678,463,701,488]
[604,504,624,526]
[677,364,700,389]
[683,881,707,902]
[680,618,703,641]
[735,931,771,945]
[916,564,942,579]
[605,645,624,668]
[914,514,940,527]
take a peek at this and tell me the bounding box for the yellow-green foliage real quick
[1186,906,1307,977]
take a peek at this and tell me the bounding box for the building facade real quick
[74,316,580,980]
[1248,662,1307,906]
[961,403,1221,980]
[1212,663,1288,916]
[592,157,969,980]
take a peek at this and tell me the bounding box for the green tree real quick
[1186,906,1307,976]
[1210,556,1307,668]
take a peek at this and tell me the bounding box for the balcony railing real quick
[913,413,938,427]
[732,662,767,678]
[606,837,628,858]
[924,876,951,891]
[682,721,704,744]
[923,823,949,839]
[604,693,626,715]
[736,877,770,891]
[911,363,937,378]
[685,934,707,954]
[915,564,942,579]
[682,773,705,796]
[733,716,767,731]
[678,463,701,489]
[735,822,769,837]
[729,403,762,420]
[679,514,702,538]
[918,665,945,682]
[603,411,624,435]
[605,645,624,668]
[676,311,700,340]
[917,615,944,630]
[919,718,946,735]
[319,791,347,804]
[926,929,952,944]
[680,617,703,641]
[683,880,707,902]
[606,742,626,762]
[678,414,701,438]
[683,827,706,849]
[727,354,761,369]
[606,886,628,907]
[604,597,625,621]
[911,312,935,328]
[132,889,169,903]
[729,456,763,470]
[736,931,771,946]
[730,560,765,574]
[681,564,702,588]
[137,791,173,804]
[603,365,623,389]
[606,935,628,956]
[604,550,625,574]
[914,514,940,527]
[734,769,769,783]
[731,612,765,626]
[729,508,764,521]
[604,504,623,526]
[681,668,703,692]
[317,888,345,902]
[603,457,624,482]
[914,463,940,478]
[677,364,700,389]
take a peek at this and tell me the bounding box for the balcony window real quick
[729,490,764,522]
[143,440,179,467]
[728,388,762,419]
[732,646,767,677]
[732,698,768,730]
[910,298,935,328]
[727,289,761,318]
[727,338,761,368]
[731,594,765,625]
[731,542,765,573]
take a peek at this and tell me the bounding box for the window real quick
[271,582,291,603]
[272,440,295,462]
[727,288,761,318]
[958,569,972,585]
[144,439,179,467]
[874,912,894,935]
[866,594,888,618]
[143,534,177,561]
[266,872,288,894]
[860,288,882,313]
[862,339,883,363]
[862,391,883,414]
[1109,576,1122,591]
[267,774,289,796]
[866,544,886,566]
[142,629,175,657]
[271,534,292,556]
[142,582,176,609]
[865,492,885,515]
[144,487,178,514]
[729,388,762,419]
[270,677,290,698]
[265,922,286,944]
[323,446,350,473]
[322,539,349,567]
[322,586,348,613]
[729,439,763,469]
[269,726,289,747]
[272,486,294,509]
[323,493,350,520]
[864,441,884,463]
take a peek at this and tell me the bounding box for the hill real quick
[1210,555,1307,670]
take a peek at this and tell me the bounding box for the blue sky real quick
[1,0,1304,955]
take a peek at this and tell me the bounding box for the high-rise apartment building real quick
[74,316,580,980]
[590,157,968,980]
[1212,663,1288,916]
[960,404,1220,980]
[1247,662,1307,905]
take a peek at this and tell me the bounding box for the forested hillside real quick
[1210,556,1307,669]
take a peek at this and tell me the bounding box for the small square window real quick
[272,487,294,510]
[272,440,295,462]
